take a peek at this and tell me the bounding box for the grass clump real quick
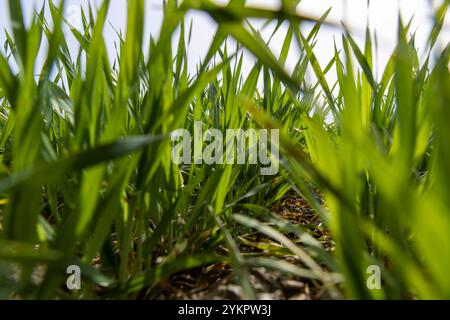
[0,0,449,300]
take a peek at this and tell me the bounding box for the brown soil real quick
[155,192,334,300]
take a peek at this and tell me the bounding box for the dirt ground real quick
[156,193,335,300]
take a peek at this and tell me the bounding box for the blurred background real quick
[0,0,449,79]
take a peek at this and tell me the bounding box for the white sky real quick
[0,0,448,80]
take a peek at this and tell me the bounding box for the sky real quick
[0,0,448,80]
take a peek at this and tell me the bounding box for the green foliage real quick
[0,0,449,300]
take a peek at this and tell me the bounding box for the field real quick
[0,0,449,300]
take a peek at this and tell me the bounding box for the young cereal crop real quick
[0,0,449,300]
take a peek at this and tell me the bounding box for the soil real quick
[155,192,334,300]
